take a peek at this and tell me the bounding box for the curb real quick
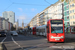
[0,43,3,50]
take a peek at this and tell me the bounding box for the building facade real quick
[3,19,9,30]
[29,0,64,27]
[30,13,40,27]
[0,17,12,30]
[39,11,45,26]
[2,11,15,24]
[64,0,70,27]
[0,17,5,30]
[69,0,75,27]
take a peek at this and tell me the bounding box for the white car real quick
[11,31,18,36]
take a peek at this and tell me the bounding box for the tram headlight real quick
[51,36,53,38]
[61,36,64,38]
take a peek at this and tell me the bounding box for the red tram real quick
[33,27,36,35]
[47,19,65,42]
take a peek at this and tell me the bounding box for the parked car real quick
[11,31,18,36]
[0,31,6,37]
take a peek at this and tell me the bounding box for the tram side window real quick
[36,29,38,32]
[43,29,45,32]
[40,29,42,32]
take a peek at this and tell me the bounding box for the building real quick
[2,11,15,24]
[29,0,64,27]
[3,19,9,30]
[30,20,33,27]
[30,13,40,27]
[63,0,70,27]
[0,17,5,30]
[69,0,75,27]
[22,20,24,29]
[29,0,71,27]
[0,17,13,31]
[39,1,63,26]
[48,1,63,20]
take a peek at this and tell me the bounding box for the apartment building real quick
[48,1,63,19]
[63,0,70,27]
[29,0,64,27]
[30,21,33,27]
[39,11,45,26]
[69,0,75,27]
[39,6,51,26]
[30,13,40,27]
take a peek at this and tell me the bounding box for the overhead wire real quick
[0,0,49,14]
[3,3,14,11]
[44,0,52,4]
[0,0,14,13]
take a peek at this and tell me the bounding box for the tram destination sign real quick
[51,20,63,24]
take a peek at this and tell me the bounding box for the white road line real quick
[1,37,6,44]
[11,37,24,50]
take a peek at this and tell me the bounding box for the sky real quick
[0,0,58,27]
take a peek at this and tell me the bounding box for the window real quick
[70,4,74,8]
[73,22,75,24]
[67,11,69,14]
[67,22,69,25]
[72,4,74,7]
[70,10,74,13]
[66,6,69,9]
[70,11,72,13]
[73,10,74,13]
[73,15,74,18]
[67,16,69,19]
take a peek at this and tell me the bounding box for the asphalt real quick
[1,32,75,50]
[65,34,75,38]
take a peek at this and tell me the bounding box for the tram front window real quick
[51,27,63,33]
[51,20,63,33]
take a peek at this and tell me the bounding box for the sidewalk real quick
[0,43,3,50]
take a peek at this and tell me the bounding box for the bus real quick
[47,19,65,42]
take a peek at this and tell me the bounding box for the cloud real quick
[18,8,23,12]
[31,8,37,12]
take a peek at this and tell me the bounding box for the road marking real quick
[1,37,6,44]
[11,37,24,50]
